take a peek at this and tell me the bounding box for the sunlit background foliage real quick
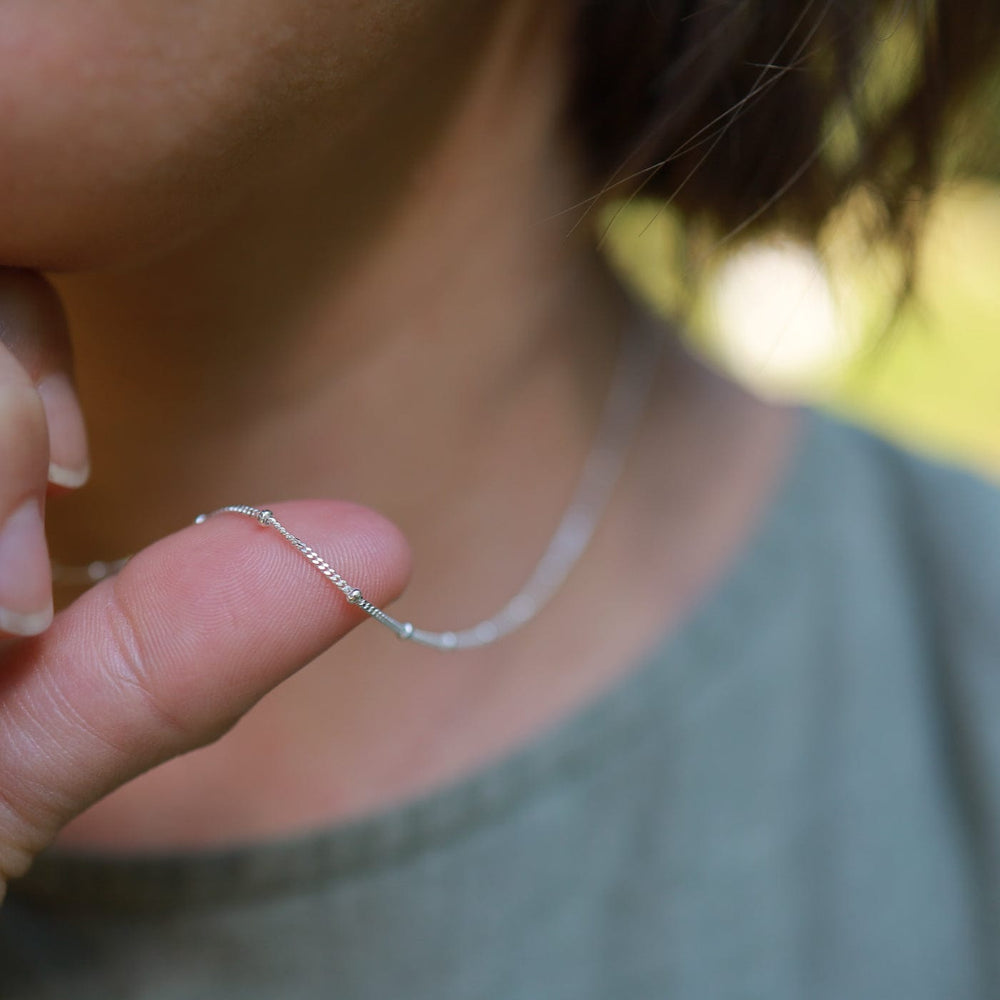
[603,42,1000,476]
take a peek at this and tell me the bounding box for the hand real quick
[0,268,89,636]
[0,270,411,901]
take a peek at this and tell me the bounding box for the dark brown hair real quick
[570,0,1000,243]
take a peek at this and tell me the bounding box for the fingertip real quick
[48,461,90,490]
[195,499,412,601]
[323,500,413,606]
[37,373,90,490]
[117,499,412,669]
[0,498,53,638]
[0,600,54,638]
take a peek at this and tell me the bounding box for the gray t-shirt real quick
[4,408,1000,999]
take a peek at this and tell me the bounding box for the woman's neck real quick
[45,0,619,593]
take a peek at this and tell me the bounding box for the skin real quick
[0,0,800,891]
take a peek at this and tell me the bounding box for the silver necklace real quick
[52,321,662,650]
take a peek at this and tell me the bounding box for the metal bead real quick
[257,509,274,526]
[347,589,364,604]
[399,622,414,640]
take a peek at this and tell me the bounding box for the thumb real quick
[0,500,410,892]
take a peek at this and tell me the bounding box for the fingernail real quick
[37,373,90,489]
[0,498,53,637]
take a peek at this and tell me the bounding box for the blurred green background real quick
[604,179,1000,477]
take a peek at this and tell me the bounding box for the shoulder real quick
[793,407,1000,796]
[811,410,1000,644]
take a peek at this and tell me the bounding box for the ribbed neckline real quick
[17,407,830,911]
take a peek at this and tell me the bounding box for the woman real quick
[2,1,999,995]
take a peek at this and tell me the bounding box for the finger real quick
[0,268,89,490]
[0,338,52,637]
[0,499,411,890]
